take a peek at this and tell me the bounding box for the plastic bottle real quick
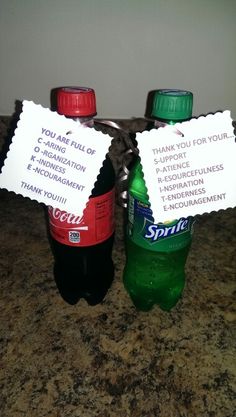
[123,89,194,311]
[48,87,116,305]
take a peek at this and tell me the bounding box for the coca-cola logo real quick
[48,206,84,225]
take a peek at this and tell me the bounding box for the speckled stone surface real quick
[0,116,236,417]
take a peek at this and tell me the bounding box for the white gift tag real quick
[0,100,113,217]
[136,110,235,223]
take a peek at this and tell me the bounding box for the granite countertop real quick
[0,116,236,417]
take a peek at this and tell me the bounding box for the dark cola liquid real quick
[50,156,116,305]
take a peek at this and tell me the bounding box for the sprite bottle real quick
[123,89,194,311]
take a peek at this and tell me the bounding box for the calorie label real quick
[48,188,115,246]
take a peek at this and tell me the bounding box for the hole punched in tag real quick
[65,118,95,136]
[153,120,184,137]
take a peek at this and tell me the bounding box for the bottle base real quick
[54,266,81,305]
[124,270,185,312]
[53,264,114,306]
[83,286,111,306]
[127,291,183,312]
[123,239,189,312]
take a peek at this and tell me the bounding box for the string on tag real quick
[94,120,139,208]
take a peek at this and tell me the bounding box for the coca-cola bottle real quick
[48,87,115,305]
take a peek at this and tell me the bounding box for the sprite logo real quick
[143,217,190,242]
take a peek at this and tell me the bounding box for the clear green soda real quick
[123,89,194,311]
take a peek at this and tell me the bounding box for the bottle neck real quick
[153,117,192,138]
[72,116,93,122]
[63,114,95,127]
[154,117,189,128]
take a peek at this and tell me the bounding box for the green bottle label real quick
[127,194,194,252]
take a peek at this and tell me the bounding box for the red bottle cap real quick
[57,87,97,117]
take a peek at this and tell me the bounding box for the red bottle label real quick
[48,188,115,246]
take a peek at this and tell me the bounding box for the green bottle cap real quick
[151,89,193,121]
